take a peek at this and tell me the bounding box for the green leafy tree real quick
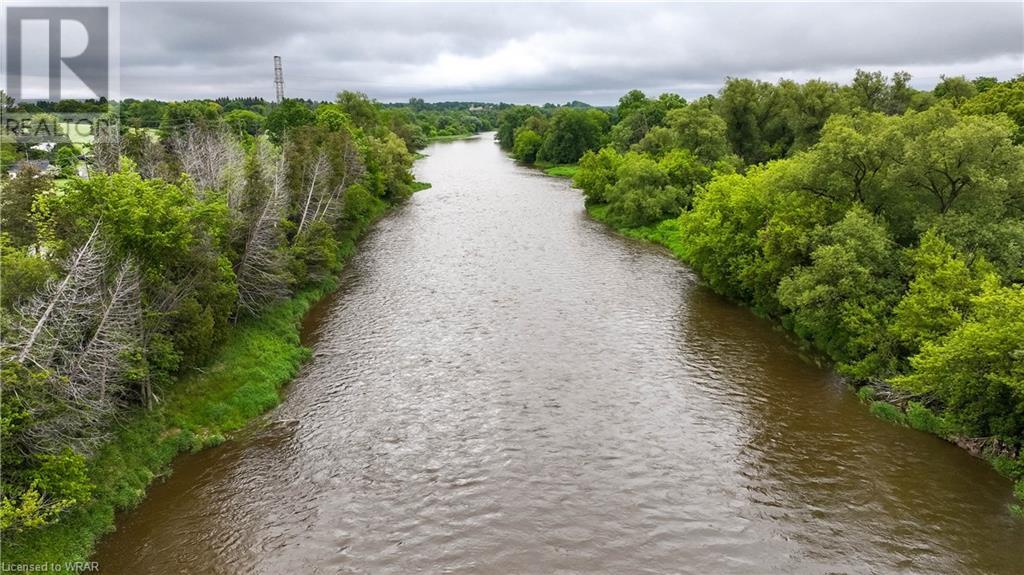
[512,128,543,163]
[265,99,315,144]
[223,109,265,136]
[777,207,902,376]
[496,105,544,149]
[893,280,1024,438]
[890,231,982,357]
[0,167,51,247]
[603,152,686,227]
[933,75,978,108]
[537,108,608,165]
[574,147,623,204]
[960,78,1024,143]
[893,106,1023,215]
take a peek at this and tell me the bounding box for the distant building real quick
[7,160,56,178]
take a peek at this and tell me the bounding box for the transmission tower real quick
[273,56,285,103]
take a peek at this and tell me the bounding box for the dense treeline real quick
[551,72,1024,506]
[0,95,495,172]
[0,91,424,536]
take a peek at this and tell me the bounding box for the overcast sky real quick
[109,1,1024,104]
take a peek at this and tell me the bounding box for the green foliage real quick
[223,109,265,136]
[960,79,1024,143]
[574,147,623,204]
[265,99,315,144]
[0,361,94,532]
[856,385,876,402]
[905,401,954,436]
[0,237,52,308]
[497,105,544,149]
[1,87,421,557]
[512,128,543,163]
[933,75,978,108]
[890,231,980,356]
[54,147,78,178]
[537,108,609,165]
[0,167,51,247]
[778,208,902,375]
[870,401,908,425]
[602,152,689,227]
[543,165,578,178]
[160,101,222,137]
[893,280,1024,438]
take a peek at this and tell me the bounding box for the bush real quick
[869,401,907,425]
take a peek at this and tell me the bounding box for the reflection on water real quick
[95,133,1022,574]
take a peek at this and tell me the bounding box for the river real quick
[94,133,1022,574]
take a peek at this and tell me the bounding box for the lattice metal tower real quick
[273,56,285,103]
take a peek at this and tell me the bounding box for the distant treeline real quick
[1,95,499,170]
[498,70,1024,509]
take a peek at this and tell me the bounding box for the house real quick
[7,160,56,178]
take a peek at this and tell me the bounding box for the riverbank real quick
[2,182,418,564]
[427,133,481,143]
[578,199,1024,515]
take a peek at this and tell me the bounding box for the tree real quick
[234,149,288,317]
[496,105,544,149]
[574,147,623,204]
[892,280,1024,438]
[0,167,51,247]
[54,147,78,178]
[664,105,733,165]
[537,108,608,165]
[512,128,543,163]
[223,109,265,136]
[889,231,981,357]
[173,126,244,196]
[160,101,222,137]
[265,99,315,144]
[893,106,1023,215]
[933,75,978,108]
[717,78,787,164]
[849,69,889,112]
[960,78,1024,143]
[777,207,902,376]
[794,112,901,214]
[603,152,686,227]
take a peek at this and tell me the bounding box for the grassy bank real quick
[2,187,398,564]
[582,200,1024,515]
[427,133,480,143]
[533,162,579,178]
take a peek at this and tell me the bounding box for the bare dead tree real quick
[91,124,122,174]
[66,259,142,409]
[314,138,365,225]
[234,154,289,317]
[15,222,106,370]
[173,126,243,196]
[296,149,331,236]
[128,130,167,180]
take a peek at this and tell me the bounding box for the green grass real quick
[66,122,93,145]
[2,194,392,564]
[542,164,579,178]
[411,180,432,193]
[427,133,478,142]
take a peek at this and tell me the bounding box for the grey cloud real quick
[112,1,1023,104]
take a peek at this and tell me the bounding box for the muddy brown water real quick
[94,133,1022,574]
